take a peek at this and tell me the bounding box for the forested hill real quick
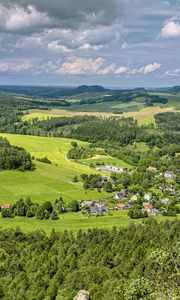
[0,137,33,171]
[0,219,179,299]
[0,85,108,98]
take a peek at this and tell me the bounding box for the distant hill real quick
[166,86,180,93]
[76,85,108,93]
[0,85,108,98]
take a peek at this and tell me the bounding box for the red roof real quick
[143,204,153,210]
[1,203,11,209]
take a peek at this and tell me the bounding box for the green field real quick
[81,156,133,169]
[0,134,111,204]
[22,112,64,121]
[0,210,178,235]
[63,101,145,113]
[23,94,179,126]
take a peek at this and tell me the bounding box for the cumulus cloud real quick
[47,41,70,53]
[114,66,128,75]
[57,57,105,75]
[130,62,161,74]
[0,59,34,72]
[98,64,116,75]
[48,57,162,76]
[160,21,180,38]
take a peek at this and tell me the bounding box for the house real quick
[164,171,175,180]
[116,203,125,210]
[126,201,135,208]
[106,165,124,173]
[149,208,161,216]
[89,205,108,216]
[89,206,98,216]
[81,200,93,207]
[144,193,153,202]
[162,198,170,204]
[1,203,11,210]
[114,189,127,200]
[143,203,153,211]
[96,165,124,174]
[130,194,139,201]
[96,200,107,208]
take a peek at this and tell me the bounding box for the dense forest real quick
[0,137,32,171]
[0,219,179,299]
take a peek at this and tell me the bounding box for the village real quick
[1,166,179,220]
[78,166,180,218]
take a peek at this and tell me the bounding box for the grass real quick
[0,134,111,204]
[22,112,64,121]
[81,156,133,169]
[123,105,176,125]
[128,142,150,153]
[24,100,179,126]
[0,211,179,235]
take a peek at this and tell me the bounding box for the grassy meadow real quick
[23,93,179,125]
[0,210,179,235]
[80,155,133,169]
[0,133,112,204]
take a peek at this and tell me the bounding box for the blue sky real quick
[0,0,180,87]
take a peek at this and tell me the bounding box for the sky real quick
[0,0,180,87]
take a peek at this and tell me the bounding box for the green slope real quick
[0,134,110,204]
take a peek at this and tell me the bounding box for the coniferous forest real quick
[0,219,179,300]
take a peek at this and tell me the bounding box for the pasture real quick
[0,210,178,235]
[23,99,178,125]
[81,155,133,169]
[0,134,111,204]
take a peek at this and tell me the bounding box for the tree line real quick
[0,219,179,299]
[0,137,33,171]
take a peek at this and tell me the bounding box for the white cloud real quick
[0,59,34,72]
[164,68,180,77]
[54,58,161,76]
[142,62,161,73]
[114,66,128,74]
[57,57,105,75]
[130,62,161,74]
[160,21,180,38]
[98,64,116,75]
[47,41,70,53]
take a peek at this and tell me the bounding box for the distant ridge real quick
[166,86,180,93]
[0,85,108,98]
[76,85,108,93]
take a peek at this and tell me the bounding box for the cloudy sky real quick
[0,0,180,87]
